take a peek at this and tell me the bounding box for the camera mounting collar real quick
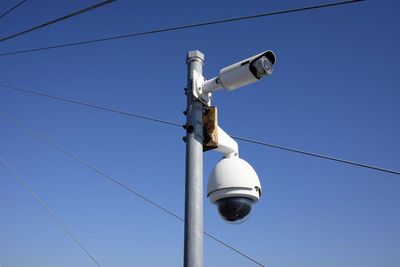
[192,70,211,106]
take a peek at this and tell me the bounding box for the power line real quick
[0,0,116,42]
[0,83,181,127]
[203,232,264,266]
[231,136,400,176]
[0,112,265,267]
[0,155,103,267]
[1,82,398,176]
[0,0,27,19]
[0,0,365,56]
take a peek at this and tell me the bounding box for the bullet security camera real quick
[207,156,262,223]
[202,50,276,93]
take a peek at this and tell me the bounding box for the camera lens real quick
[261,57,272,73]
[249,56,273,79]
[216,197,253,223]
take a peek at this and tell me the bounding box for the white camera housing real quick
[207,156,262,223]
[202,50,276,93]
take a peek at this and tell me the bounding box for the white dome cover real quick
[207,157,262,203]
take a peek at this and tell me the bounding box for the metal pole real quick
[184,50,205,267]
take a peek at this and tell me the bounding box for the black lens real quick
[249,56,273,79]
[216,197,253,223]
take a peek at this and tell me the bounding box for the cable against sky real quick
[231,136,400,176]
[0,83,398,176]
[0,0,116,42]
[0,83,180,127]
[0,112,265,267]
[0,155,103,267]
[0,0,27,19]
[0,0,365,56]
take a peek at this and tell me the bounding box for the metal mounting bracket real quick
[192,70,212,106]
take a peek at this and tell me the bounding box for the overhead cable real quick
[0,0,27,19]
[0,155,103,267]
[0,0,365,56]
[231,136,400,175]
[0,83,180,127]
[0,83,398,176]
[0,0,116,42]
[0,112,265,267]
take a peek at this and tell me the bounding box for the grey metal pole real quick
[184,50,205,267]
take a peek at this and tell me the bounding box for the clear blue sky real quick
[0,0,399,266]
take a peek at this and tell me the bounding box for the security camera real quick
[203,50,276,93]
[207,156,262,224]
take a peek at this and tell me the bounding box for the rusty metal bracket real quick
[203,106,218,152]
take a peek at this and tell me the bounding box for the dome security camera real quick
[207,156,262,224]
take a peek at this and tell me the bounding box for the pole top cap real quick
[187,50,204,62]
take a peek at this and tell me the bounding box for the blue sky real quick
[0,0,399,266]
